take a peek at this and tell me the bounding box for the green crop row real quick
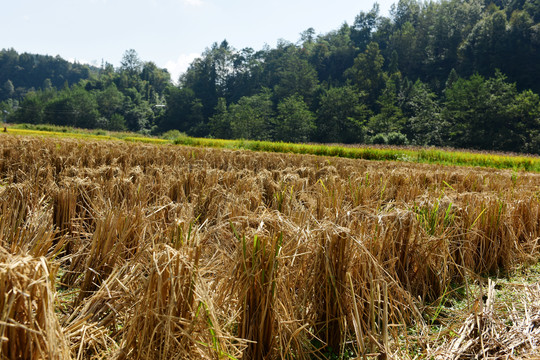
[173,137,540,172]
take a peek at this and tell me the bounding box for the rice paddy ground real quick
[4,123,540,172]
[0,131,539,359]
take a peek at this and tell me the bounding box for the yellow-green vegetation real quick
[5,124,169,145]
[1,134,539,359]
[173,137,540,172]
[5,126,117,141]
[4,123,540,172]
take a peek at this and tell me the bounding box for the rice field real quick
[1,133,540,359]
[6,124,540,172]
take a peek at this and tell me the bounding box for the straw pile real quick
[0,247,70,360]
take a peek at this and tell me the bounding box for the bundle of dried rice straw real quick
[0,246,70,360]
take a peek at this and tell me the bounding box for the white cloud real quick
[183,0,203,6]
[67,58,92,65]
[165,53,200,83]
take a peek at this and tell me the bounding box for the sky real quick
[1,0,396,82]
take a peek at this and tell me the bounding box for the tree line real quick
[2,0,540,153]
[1,49,170,133]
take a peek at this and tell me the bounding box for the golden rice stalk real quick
[0,183,63,259]
[63,320,118,360]
[231,229,282,360]
[62,252,147,358]
[0,247,69,359]
[52,188,77,257]
[75,208,146,304]
[310,228,353,354]
[117,243,237,360]
[53,188,77,237]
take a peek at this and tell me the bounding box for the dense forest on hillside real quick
[2,0,540,153]
[0,49,100,101]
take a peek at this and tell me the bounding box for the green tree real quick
[108,113,126,131]
[351,4,381,50]
[419,0,483,89]
[229,89,273,140]
[227,47,265,103]
[141,61,171,101]
[443,73,491,148]
[71,87,100,128]
[120,49,142,79]
[459,10,509,77]
[442,71,532,151]
[345,42,386,106]
[524,0,540,22]
[42,86,99,128]
[445,68,460,91]
[11,90,52,124]
[42,78,53,91]
[160,87,204,134]
[274,95,315,143]
[122,100,153,132]
[1,99,17,122]
[3,80,14,98]
[310,24,357,85]
[368,78,406,135]
[506,10,540,92]
[510,89,540,153]
[264,44,319,105]
[208,98,232,139]
[388,21,417,75]
[316,86,369,143]
[391,0,421,28]
[403,80,443,145]
[299,27,316,48]
[180,40,236,119]
[96,84,124,120]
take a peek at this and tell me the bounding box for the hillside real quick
[0,48,100,101]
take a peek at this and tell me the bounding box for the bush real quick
[93,129,107,136]
[524,134,540,155]
[161,129,187,141]
[387,132,409,145]
[108,114,127,132]
[371,133,388,145]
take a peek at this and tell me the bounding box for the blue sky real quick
[2,0,396,82]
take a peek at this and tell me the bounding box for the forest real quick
[1,0,540,153]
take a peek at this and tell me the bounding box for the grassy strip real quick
[2,124,539,172]
[3,126,169,145]
[174,137,540,172]
[4,127,116,141]
[8,123,145,139]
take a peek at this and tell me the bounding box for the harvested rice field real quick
[1,134,540,359]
